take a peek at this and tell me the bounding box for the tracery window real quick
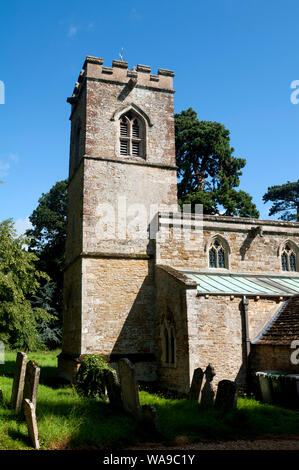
[281,244,297,272]
[119,111,144,158]
[209,239,227,268]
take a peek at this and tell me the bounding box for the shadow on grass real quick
[34,397,140,450]
[0,360,67,389]
[140,394,299,443]
[7,428,32,448]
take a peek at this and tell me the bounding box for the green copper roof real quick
[183,272,299,296]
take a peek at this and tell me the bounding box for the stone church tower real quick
[58,56,177,380]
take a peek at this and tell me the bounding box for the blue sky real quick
[1,0,299,233]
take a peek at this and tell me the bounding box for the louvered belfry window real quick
[119,112,143,157]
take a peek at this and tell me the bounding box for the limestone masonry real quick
[58,56,299,393]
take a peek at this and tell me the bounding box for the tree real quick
[0,219,51,349]
[26,180,67,317]
[31,281,62,349]
[263,180,299,222]
[175,108,259,217]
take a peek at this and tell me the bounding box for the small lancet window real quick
[164,328,169,364]
[119,112,144,158]
[209,238,228,269]
[170,329,175,364]
[162,310,176,366]
[281,244,297,272]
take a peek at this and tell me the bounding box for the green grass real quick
[0,350,299,449]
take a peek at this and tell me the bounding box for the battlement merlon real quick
[67,56,175,104]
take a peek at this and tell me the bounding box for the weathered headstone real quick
[189,367,204,401]
[23,360,40,410]
[142,405,161,436]
[24,398,40,450]
[11,351,27,413]
[200,364,216,408]
[214,379,237,410]
[104,368,123,410]
[118,358,141,417]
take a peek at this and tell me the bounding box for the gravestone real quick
[200,364,216,408]
[142,405,161,436]
[215,380,237,410]
[24,398,40,450]
[189,367,204,401]
[23,360,40,410]
[104,368,123,410]
[118,358,141,417]
[11,351,27,414]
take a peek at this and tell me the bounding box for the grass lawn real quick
[0,350,299,450]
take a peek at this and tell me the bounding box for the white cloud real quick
[9,153,19,162]
[130,8,142,21]
[87,22,95,31]
[67,26,79,38]
[15,217,32,236]
[0,161,10,177]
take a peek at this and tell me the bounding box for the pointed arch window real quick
[161,309,176,366]
[119,111,145,158]
[281,243,297,272]
[209,238,228,269]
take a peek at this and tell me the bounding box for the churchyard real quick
[0,350,299,450]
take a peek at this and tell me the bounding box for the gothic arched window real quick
[209,238,228,268]
[281,243,297,272]
[119,111,145,158]
[161,309,176,366]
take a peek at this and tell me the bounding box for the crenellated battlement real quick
[67,56,175,103]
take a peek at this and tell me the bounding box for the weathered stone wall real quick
[82,158,177,256]
[68,87,86,179]
[85,71,175,167]
[247,299,284,341]
[81,257,156,381]
[65,162,84,265]
[186,293,245,391]
[157,213,299,274]
[251,343,299,373]
[155,266,191,393]
[81,257,155,355]
[61,258,82,356]
[155,264,284,393]
[61,57,178,381]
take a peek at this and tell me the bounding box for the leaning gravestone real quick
[118,358,141,418]
[104,368,123,410]
[23,360,40,410]
[189,367,204,401]
[11,351,27,414]
[214,379,237,410]
[200,364,216,408]
[24,398,40,450]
